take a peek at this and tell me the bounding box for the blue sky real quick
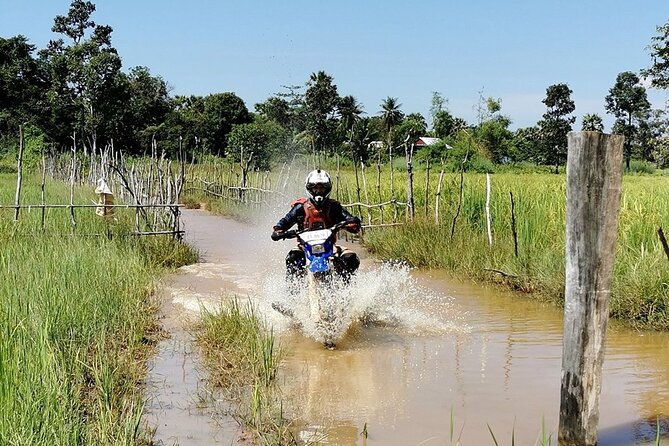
[2,0,668,130]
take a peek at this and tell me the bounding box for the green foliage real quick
[581,113,604,132]
[40,0,126,149]
[392,117,425,147]
[642,20,669,89]
[304,70,340,152]
[433,109,467,139]
[606,71,652,168]
[512,126,544,163]
[203,92,252,155]
[227,117,290,169]
[379,96,404,140]
[0,35,46,144]
[475,115,515,163]
[628,159,657,174]
[537,83,575,170]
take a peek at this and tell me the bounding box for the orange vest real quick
[291,197,334,231]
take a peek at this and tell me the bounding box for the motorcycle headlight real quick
[311,244,325,254]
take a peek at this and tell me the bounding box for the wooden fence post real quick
[558,131,624,446]
[14,125,24,222]
[486,173,492,247]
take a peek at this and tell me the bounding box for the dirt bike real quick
[271,220,353,348]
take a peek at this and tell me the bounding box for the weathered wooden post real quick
[14,125,24,221]
[559,131,624,446]
[404,136,415,221]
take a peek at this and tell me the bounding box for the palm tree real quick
[379,96,404,139]
[338,95,364,134]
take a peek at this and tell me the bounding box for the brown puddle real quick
[147,209,669,446]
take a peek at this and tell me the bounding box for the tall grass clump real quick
[198,299,294,445]
[0,173,196,445]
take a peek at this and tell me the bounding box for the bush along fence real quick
[1,127,185,238]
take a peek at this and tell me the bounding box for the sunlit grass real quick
[198,298,294,445]
[0,173,196,445]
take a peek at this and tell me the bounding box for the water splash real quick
[260,261,470,346]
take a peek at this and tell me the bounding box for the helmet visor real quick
[310,183,329,196]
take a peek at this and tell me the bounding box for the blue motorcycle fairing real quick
[305,240,334,273]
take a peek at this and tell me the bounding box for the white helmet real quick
[305,169,332,206]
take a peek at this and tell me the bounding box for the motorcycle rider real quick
[271,169,362,280]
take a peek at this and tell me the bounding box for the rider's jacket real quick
[273,197,360,232]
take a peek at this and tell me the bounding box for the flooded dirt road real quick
[151,209,669,445]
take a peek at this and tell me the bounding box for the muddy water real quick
[159,209,669,446]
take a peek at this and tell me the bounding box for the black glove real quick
[344,217,361,234]
[271,228,284,241]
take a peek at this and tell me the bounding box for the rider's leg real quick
[285,247,306,278]
[333,245,360,280]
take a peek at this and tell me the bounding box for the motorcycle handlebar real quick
[271,220,355,241]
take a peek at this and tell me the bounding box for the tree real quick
[538,83,576,172]
[476,115,515,163]
[255,96,291,127]
[429,91,447,128]
[0,36,47,149]
[642,20,669,89]
[123,66,171,151]
[646,109,669,167]
[337,95,364,137]
[406,113,427,132]
[433,110,468,140]
[226,117,289,169]
[605,71,651,169]
[202,92,251,156]
[348,117,379,162]
[379,96,404,140]
[513,126,543,163]
[304,70,340,153]
[40,0,127,152]
[581,114,604,132]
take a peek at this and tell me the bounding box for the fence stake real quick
[360,161,372,225]
[435,169,445,225]
[658,227,669,262]
[404,137,415,221]
[14,125,24,222]
[510,191,518,257]
[69,132,77,230]
[376,154,383,224]
[41,146,46,229]
[559,131,624,446]
[486,173,493,247]
[424,158,430,217]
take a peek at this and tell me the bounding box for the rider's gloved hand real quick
[271,227,285,241]
[344,217,361,234]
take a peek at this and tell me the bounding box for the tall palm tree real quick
[379,96,404,138]
[338,95,364,134]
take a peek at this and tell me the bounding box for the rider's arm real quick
[274,204,305,231]
[332,202,361,232]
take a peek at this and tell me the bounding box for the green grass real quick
[0,173,197,445]
[198,299,294,445]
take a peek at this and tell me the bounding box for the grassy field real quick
[0,174,196,445]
